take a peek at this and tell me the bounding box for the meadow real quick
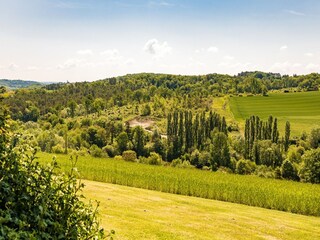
[229,91,320,136]
[83,180,320,240]
[37,152,320,216]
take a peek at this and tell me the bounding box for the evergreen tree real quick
[272,118,279,143]
[133,126,145,157]
[284,121,290,151]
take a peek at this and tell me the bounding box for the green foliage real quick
[236,159,256,175]
[210,132,231,169]
[122,150,137,162]
[284,121,290,151]
[0,108,105,238]
[116,132,129,153]
[252,140,283,167]
[281,160,299,181]
[309,128,320,149]
[141,104,151,116]
[38,152,320,216]
[90,144,105,158]
[299,148,320,183]
[133,126,145,157]
[254,165,276,178]
[139,152,162,165]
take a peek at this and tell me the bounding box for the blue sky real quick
[0,0,320,82]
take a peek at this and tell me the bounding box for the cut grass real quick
[83,180,320,240]
[229,91,320,136]
[37,152,320,216]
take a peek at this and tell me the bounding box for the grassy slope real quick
[229,91,320,136]
[83,180,320,240]
[37,152,320,216]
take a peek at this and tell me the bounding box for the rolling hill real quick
[0,79,47,89]
[229,91,320,136]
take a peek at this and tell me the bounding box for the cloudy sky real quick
[1,0,320,82]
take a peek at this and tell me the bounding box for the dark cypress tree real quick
[272,118,279,143]
[133,126,145,157]
[193,114,199,148]
[244,119,250,159]
[267,115,273,140]
[221,116,227,135]
[284,121,290,151]
[178,111,184,154]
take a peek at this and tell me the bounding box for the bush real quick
[255,165,275,178]
[122,150,137,162]
[103,145,116,157]
[171,159,194,169]
[281,160,299,181]
[141,152,162,165]
[236,159,256,175]
[299,148,320,183]
[52,144,65,154]
[0,109,105,238]
[90,144,105,158]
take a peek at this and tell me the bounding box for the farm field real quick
[229,91,320,136]
[83,180,320,240]
[37,152,320,216]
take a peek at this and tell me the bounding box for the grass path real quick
[83,180,320,240]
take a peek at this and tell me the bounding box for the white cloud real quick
[269,61,305,74]
[207,46,219,53]
[57,58,85,70]
[8,63,18,71]
[77,49,93,55]
[100,49,119,57]
[306,63,320,71]
[124,58,135,65]
[144,39,172,59]
[280,45,288,51]
[100,49,123,64]
[305,53,314,57]
[284,9,305,16]
[223,55,235,60]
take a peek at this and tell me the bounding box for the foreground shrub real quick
[0,109,105,238]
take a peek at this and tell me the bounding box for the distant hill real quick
[0,79,48,90]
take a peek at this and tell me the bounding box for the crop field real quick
[83,180,320,240]
[37,152,320,216]
[229,91,320,136]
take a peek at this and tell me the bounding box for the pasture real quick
[37,152,320,216]
[83,180,320,240]
[229,91,320,136]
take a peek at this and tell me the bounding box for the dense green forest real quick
[2,72,320,184]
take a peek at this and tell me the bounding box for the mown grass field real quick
[83,180,320,240]
[37,152,320,216]
[229,91,320,136]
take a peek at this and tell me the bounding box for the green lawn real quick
[83,180,320,240]
[229,91,320,136]
[37,152,320,216]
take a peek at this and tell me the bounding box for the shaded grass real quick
[84,180,320,240]
[229,91,320,136]
[37,152,320,216]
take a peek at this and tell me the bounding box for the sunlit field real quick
[38,152,320,216]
